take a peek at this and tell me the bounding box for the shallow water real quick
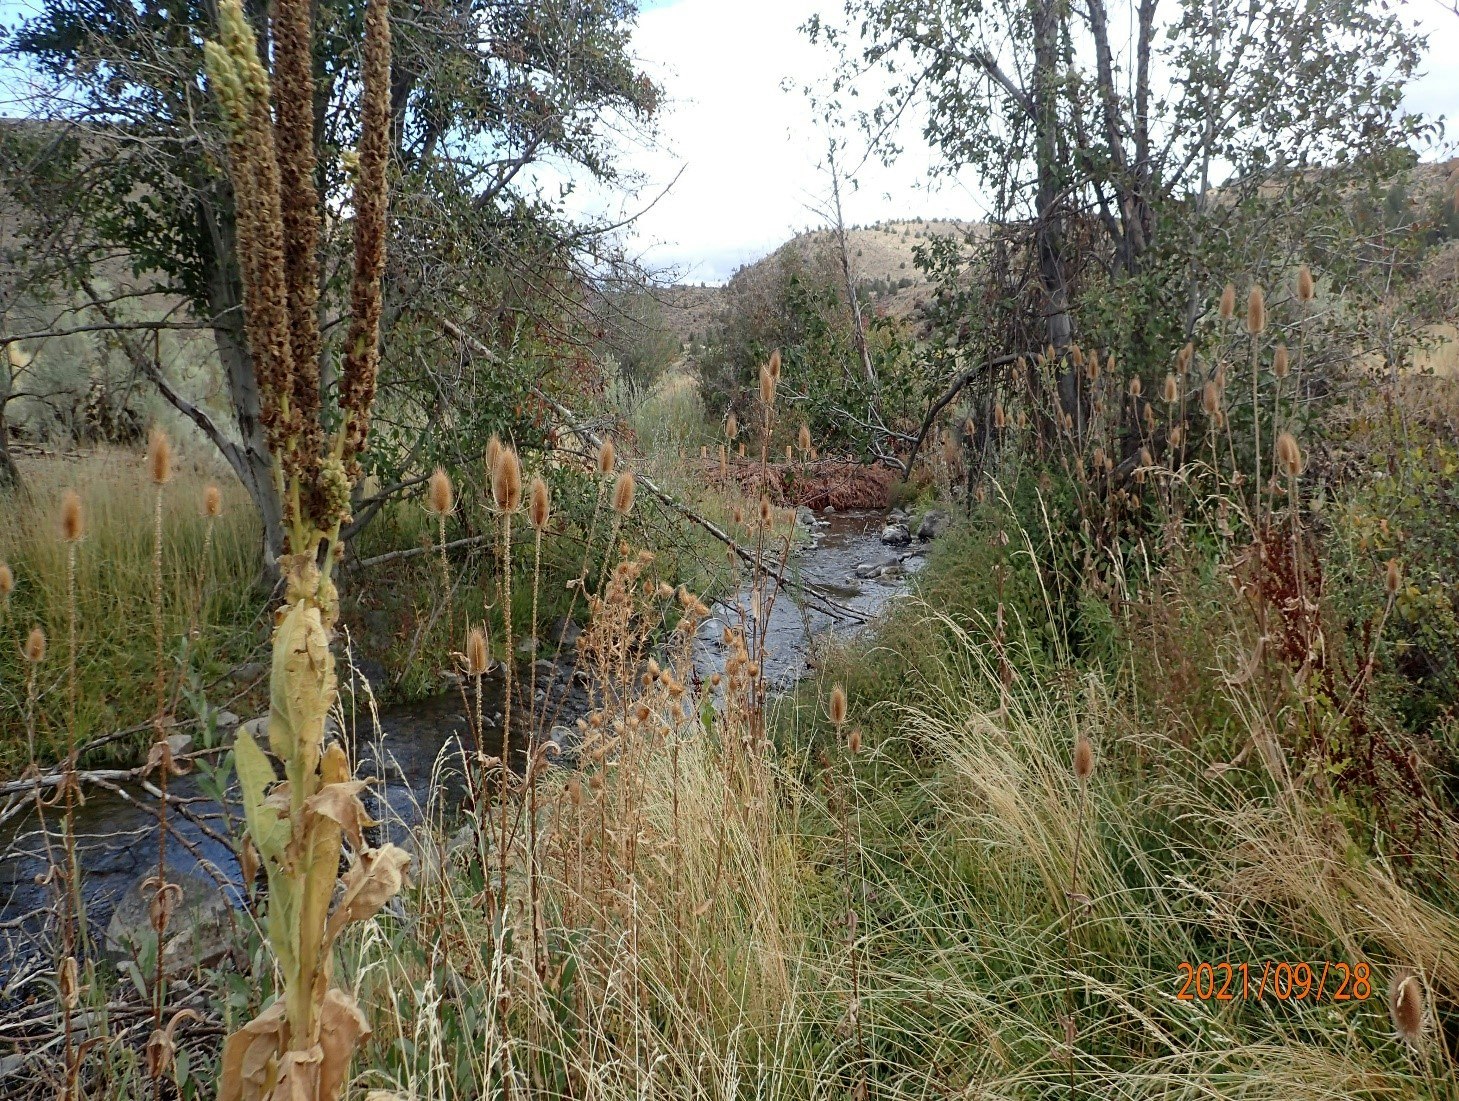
[0,509,913,976]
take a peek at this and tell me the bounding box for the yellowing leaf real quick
[235,729,289,862]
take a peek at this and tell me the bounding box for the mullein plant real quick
[204,0,405,1097]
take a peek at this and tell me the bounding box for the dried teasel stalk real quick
[1073,734,1095,783]
[147,427,174,486]
[204,484,224,519]
[60,489,84,543]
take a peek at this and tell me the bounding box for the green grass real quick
[0,448,264,777]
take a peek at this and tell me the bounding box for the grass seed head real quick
[25,625,46,664]
[60,489,84,543]
[147,427,173,486]
[612,471,636,515]
[428,466,453,515]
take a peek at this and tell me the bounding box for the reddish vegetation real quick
[700,457,894,510]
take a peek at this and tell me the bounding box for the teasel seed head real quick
[1385,557,1401,596]
[1128,376,1142,398]
[726,412,738,441]
[1093,447,1106,471]
[24,625,46,664]
[1177,341,1194,375]
[427,466,453,515]
[486,434,503,476]
[1143,403,1155,433]
[529,474,551,531]
[1388,969,1425,1051]
[1219,282,1236,320]
[203,484,222,518]
[1169,425,1184,448]
[60,489,84,543]
[147,426,173,486]
[1017,410,1028,429]
[768,347,781,382]
[1163,373,1179,404]
[759,495,772,525]
[492,447,522,512]
[1296,264,1315,302]
[465,626,489,676]
[612,471,636,515]
[0,562,11,602]
[759,363,776,407]
[1073,734,1095,782]
[1071,346,1084,369]
[848,727,861,754]
[798,423,812,453]
[1202,381,1221,417]
[1085,353,1099,382]
[1272,344,1289,379]
[1246,285,1266,335]
[597,438,616,476]
[993,401,1006,430]
[1275,431,1304,478]
[829,683,847,727]
[1140,446,1152,468]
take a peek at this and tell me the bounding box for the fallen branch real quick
[438,316,870,623]
[904,352,1027,475]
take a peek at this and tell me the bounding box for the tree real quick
[2,0,658,563]
[807,0,1430,412]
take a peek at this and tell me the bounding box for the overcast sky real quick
[615,0,1459,286]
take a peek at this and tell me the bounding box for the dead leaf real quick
[318,988,370,1101]
[325,844,410,942]
[218,1001,285,1101]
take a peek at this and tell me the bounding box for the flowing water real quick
[0,510,917,979]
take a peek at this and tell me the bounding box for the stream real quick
[0,509,921,984]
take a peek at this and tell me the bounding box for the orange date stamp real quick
[1176,961,1373,1002]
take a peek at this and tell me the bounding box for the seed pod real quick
[465,626,489,675]
[1073,734,1095,782]
[428,466,453,515]
[1246,285,1266,335]
[529,475,551,531]
[612,471,636,515]
[1275,431,1304,478]
[24,625,46,664]
[597,438,616,475]
[147,427,173,486]
[768,348,782,382]
[60,489,84,543]
[492,448,522,511]
[1385,558,1401,596]
[1128,376,1142,398]
[1272,344,1290,379]
[829,684,847,727]
[1296,264,1315,302]
[1219,283,1236,320]
[1388,969,1425,1051]
[203,484,223,518]
[1202,381,1221,417]
[1163,374,1178,404]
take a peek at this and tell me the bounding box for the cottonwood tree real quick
[806,0,1431,410]
[2,0,658,562]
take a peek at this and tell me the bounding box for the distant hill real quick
[656,218,983,345]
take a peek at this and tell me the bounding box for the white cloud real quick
[606,0,1459,286]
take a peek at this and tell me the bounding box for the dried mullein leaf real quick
[325,843,410,942]
[268,600,336,776]
[305,777,372,853]
[318,988,370,1100]
[218,1001,286,1101]
[272,1045,323,1101]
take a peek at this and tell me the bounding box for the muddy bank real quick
[698,456,896,510]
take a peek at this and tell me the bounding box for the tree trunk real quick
[0,359,22,495]
[200,195,286,568]
[1031,0,1077,426]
